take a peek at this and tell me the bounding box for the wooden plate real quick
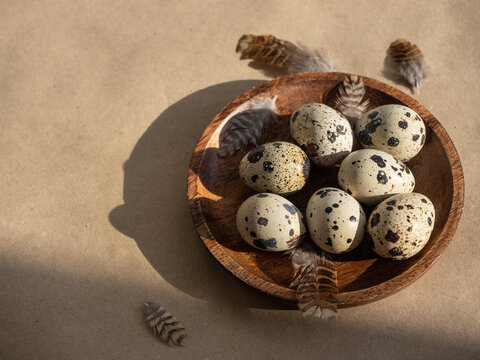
[187,72,464,308]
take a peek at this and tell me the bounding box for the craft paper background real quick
[0,1,478,359]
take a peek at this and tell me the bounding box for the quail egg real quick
[236,193,306,252]
[306,187,367,254]
[356,104,426,161]
[239,142,310,195]
[338,149,415,206]
[368,193,435,260]
[290,103,353,166]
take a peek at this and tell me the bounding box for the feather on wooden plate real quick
[187,72,464,308]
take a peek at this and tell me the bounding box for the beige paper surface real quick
[0,1,478,359]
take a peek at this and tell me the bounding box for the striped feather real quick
[289,241,338,319]
[217,97,278,157]
[387,39,427,94]
[334,75,370,124]
[236,34,294,68]
[389,39,423,63]
[144,302,186,346]
[236,34,334,74]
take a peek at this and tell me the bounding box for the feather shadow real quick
[247,61,286,78]
[382,51,413,89]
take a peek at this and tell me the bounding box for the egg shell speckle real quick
[338,149,415,206]
[236,193,306,252]
[306,187,367,254]
[290,103,353,166]
[368,193,435,260]
[239,142,310,195]
[356,104,426,161]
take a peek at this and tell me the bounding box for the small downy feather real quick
[287,42,335,73]
[236,34,334,74]
[289,241,338,319]
[217,96,278,157]
[387,39,427,94]
[333,75,370,125]
[144,302,186,346]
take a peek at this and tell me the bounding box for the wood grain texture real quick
[187,72,464,308]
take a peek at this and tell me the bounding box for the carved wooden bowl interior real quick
[188,72,464,308]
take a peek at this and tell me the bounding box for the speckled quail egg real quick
[239,142,310,195]
[290,103,353,166]
[355,104,426,161]
[236,193,306,252]
[338,149,415,206]
[368,193,435,260]
[306,187,367,254]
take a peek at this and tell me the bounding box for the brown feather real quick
[236,34,295,68]
[144,302,186,346]
[236,34,334,74]
[289,241,338,319]
[389,39,424,63]
[333,75,370,149]
[387,39,427,94]
[333,75,370,124]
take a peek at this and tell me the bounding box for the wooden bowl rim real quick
[187,72,465,308]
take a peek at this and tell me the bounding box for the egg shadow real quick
[108,80,289,310]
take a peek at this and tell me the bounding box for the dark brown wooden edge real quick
[187,72,465,308]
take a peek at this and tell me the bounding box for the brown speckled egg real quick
[368,193,435,260]
[290,103,353,166]
[356,104,426,161]
[236,193,306,252]
[338,149,415,206]
[239,141,310,195]
[306,187,367,254]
